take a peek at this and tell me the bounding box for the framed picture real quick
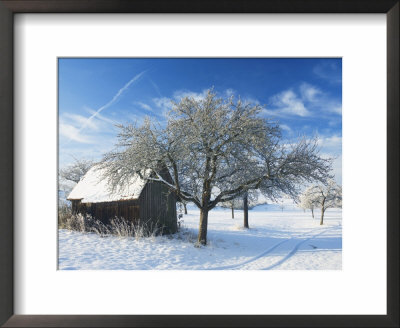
[0,1,398,327]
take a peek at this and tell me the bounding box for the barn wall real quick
[138,181,177,234]
[71,200,80,214]
[70,181,177,234]
[71,199,140,225]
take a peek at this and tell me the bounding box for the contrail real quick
[148,76,162,97]
[71,70,146,140]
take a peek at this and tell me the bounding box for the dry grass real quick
[58,205,165,239]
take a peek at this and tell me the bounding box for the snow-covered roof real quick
[67,166,149,203]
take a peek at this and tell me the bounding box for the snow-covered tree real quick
[59,158,95,204]
[299,186,318,218]
[301,181,342,225]
[60,158,94,183]
[100,89,332,245]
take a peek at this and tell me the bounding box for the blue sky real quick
[59,58,342,183]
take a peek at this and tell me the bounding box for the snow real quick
[67,166,149,203]
[58,205,342,270]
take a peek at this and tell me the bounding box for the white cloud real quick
[86,109,120,126]
[317,135,342,155]
[135,101,153,112]
[321,134,342,147]
[60,108,120,146]
[299,83,321,102]
[243,97,260,105]
[63,113,99,131]
[315,134,342,184]
[269,90,310,117]
[327,104,342,115]
[332,154,342,184]
[59,134,117,168]
[224,88,236,98]
[152,97,176,119]
[313,62,342,84]
[153,97,173,109]
[280,124,292,132]
[265,82,341,118]
[301,83,341,116]
[59,123,92,144]
[261,108,280,117]
[173,89,209,102]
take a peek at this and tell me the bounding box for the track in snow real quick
[208,225,340,270]
[260,226,340,270]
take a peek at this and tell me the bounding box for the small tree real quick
[177,197,188,214]
[59,158,94,206]
[299,186,318,218]
[279,203,285,212]
[60,158,94,183]
[221,197,242,218]
[221,190,257,223]
[303,181,342,225]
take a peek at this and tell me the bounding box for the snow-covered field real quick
[58,204,342,270]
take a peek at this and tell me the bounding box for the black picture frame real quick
[0,1,398,327]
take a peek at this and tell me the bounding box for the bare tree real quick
[101,89,332,245]
[302,181,342,225]
[60,158,94,183]
[243,192,250,228]
[221,191,257,225]
[221,197,242,218]
[241,191,258,228]
[177,198,188,214]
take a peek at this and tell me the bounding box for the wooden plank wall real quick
[70,181,177,234]
[72,199,140,224]
[139,180,177,234]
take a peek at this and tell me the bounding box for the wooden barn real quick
[67,166,177,234]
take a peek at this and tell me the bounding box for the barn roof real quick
[67,166,149,203]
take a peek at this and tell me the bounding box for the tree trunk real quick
[231,205,234,219]
[183,203,187,215]
[320,208,325,225]
[311,207,314,219]
[243,193,249,229]
[197,207,209,245]
[320,197,326,225]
